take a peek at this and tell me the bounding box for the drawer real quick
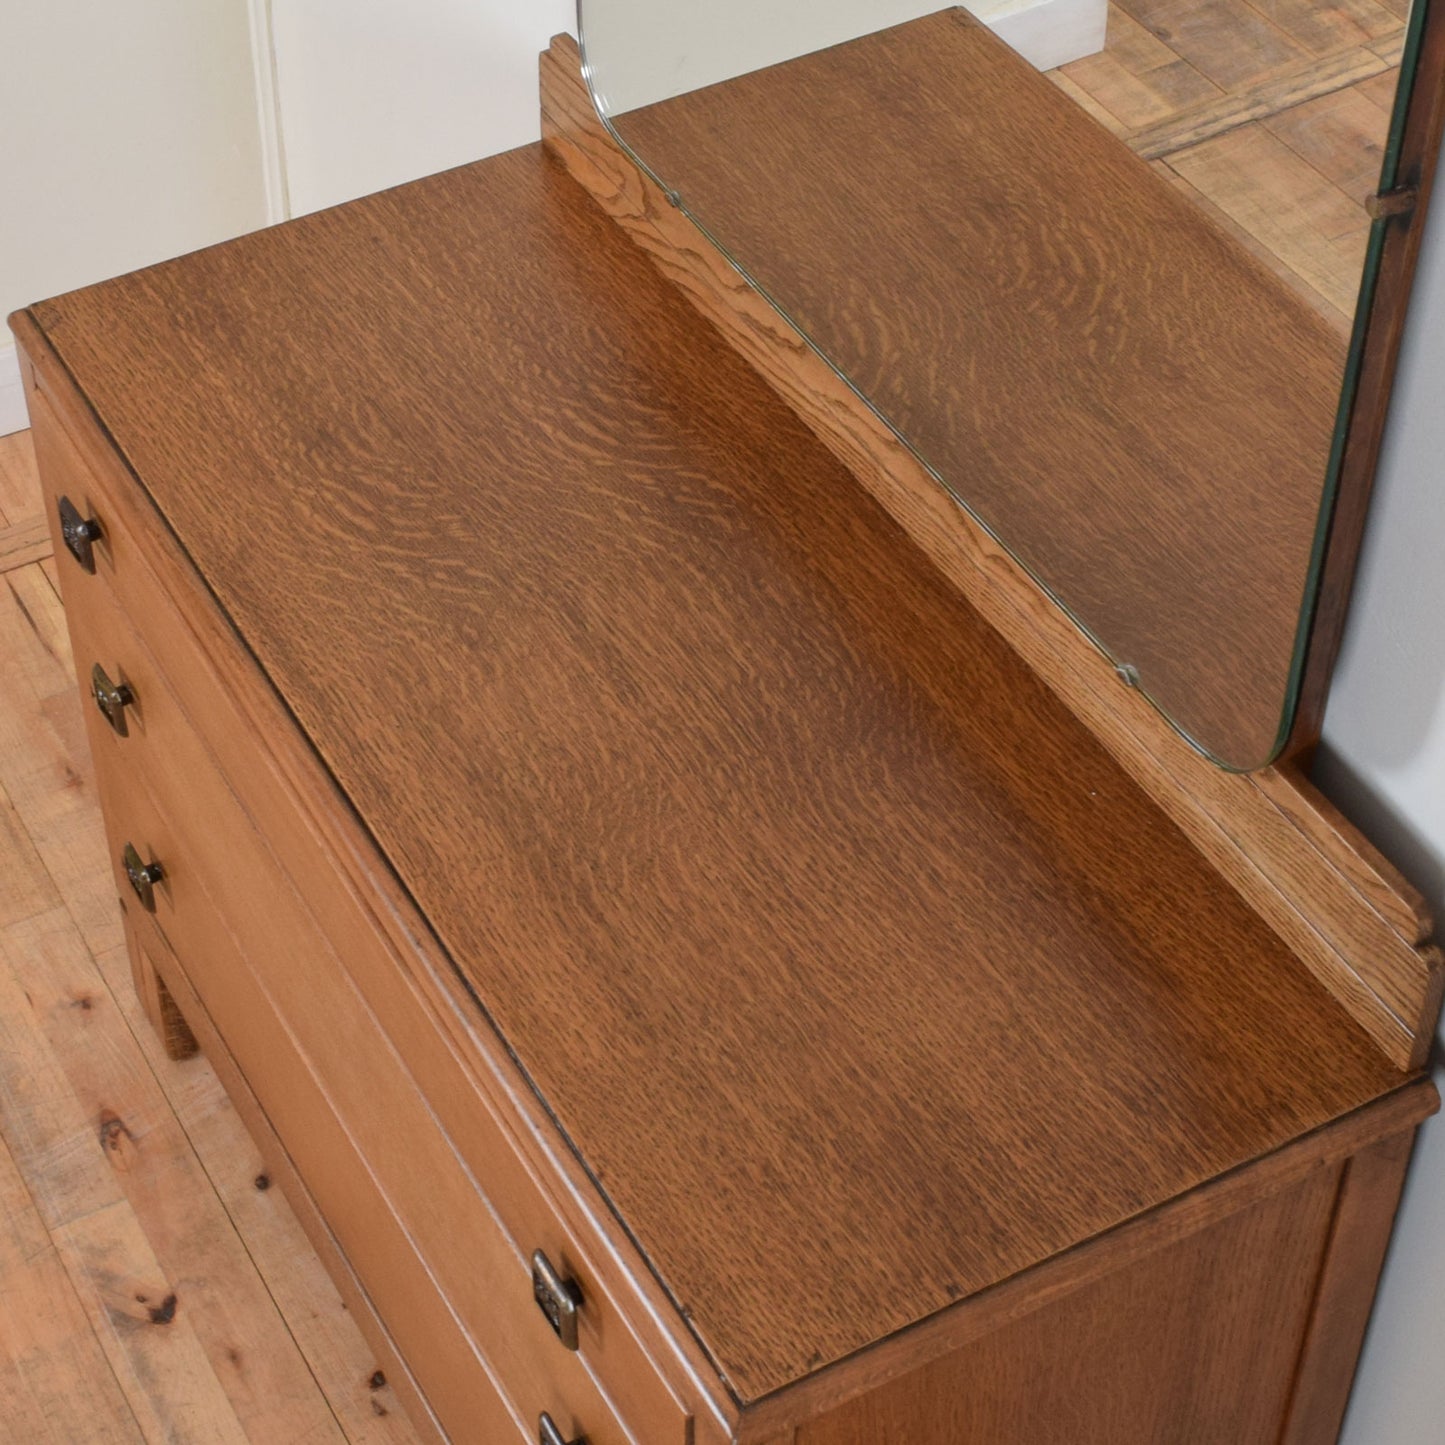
[33,392,696,1444]
[75,600,656,1445]
[119,878,525,1445]
[29,376,698,1445]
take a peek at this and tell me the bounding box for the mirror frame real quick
[1288,0,1445,763]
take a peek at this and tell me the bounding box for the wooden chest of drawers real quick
[11,137,1439,1443]
[22,370,707,1444]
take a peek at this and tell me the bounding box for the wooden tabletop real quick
[24,143,1404,1404]
[612,8,1351,768]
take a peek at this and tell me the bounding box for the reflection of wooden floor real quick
[1052,0,1407,332]
[0,429,423,1443]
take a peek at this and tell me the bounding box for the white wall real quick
[268,0,576,216]
[266,0,1101,218]
[0,0,270,435]
[1316,195,1445,1444]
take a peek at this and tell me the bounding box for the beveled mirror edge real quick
[540,31,1445,1070]
[573,4,1286,775]
[573,2,1443,775]
[571,5,1286,777]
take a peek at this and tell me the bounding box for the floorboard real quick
[0,439,422,1444]
[1056,0,1404,331]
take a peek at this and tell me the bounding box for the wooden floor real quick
[1053,0,1407,332]
[0,427,422,1443]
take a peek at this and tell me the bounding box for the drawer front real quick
[76,600,643,1445]
[119,884,525,1445]
[33,391,696,1445]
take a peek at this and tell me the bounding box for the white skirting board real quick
[974,0,1109,71]
[0,343,30,437]
[586,0,1106,130]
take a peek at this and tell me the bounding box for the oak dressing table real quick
[11,13,1445,1443]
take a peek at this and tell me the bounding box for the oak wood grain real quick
[34,382,701,1445]
[0,431,430,1444]
[1251,762,1432,944]
[731,1080,1434,1441]
[796,1162,1341,1444]
[540,35,1443,1069]
[14,136,1433,1409]
[18,348,738,1445]
[1278,1129,1417,1444]
[604,8,1349,768]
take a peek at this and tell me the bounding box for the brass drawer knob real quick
[538,1413,586,1445]
[57,495,103,573]
[122,842,164,912]
[531,1249,583,1351]
[91,663,136,736]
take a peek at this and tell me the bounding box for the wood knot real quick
[368,1370,387,1390]
[253,1173,271,1191]
[105,1279,179,1329]
[98,1110,134,1154]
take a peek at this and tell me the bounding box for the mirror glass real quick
[576,0,1423,768]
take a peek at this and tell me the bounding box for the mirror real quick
[576,0,1427,769]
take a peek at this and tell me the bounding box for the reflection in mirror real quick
[584,0,1107,113]
[578,0,1421,769]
